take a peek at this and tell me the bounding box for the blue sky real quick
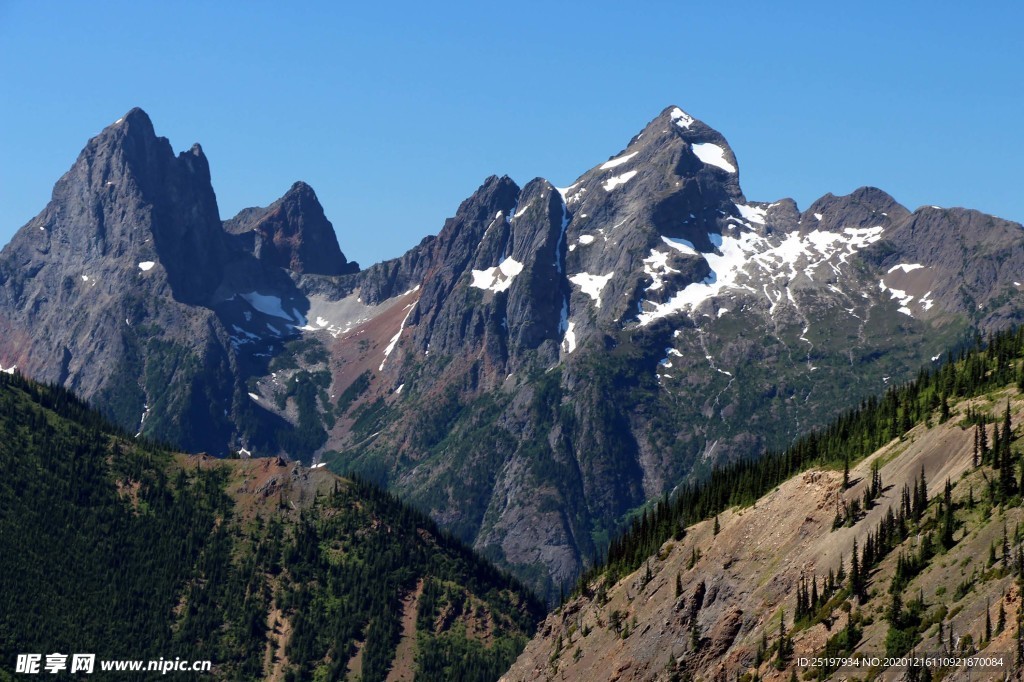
[1,1,1021,265]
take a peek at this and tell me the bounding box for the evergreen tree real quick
[980,421,990,464]
[941,479,955,548]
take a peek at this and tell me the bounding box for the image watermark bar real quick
[14,654,212,675]
[797,653,1011,673]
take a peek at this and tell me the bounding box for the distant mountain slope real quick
[502,328,1024,681]
[0,372,542,681]
[1,106,1023,597]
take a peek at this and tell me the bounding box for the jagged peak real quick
[285,180,316,197]
[96,107,160,147]
[222,179,354,276]
[662,104,698,129]
[112,106,154,130]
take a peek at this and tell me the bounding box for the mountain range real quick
[1,105,1022,597]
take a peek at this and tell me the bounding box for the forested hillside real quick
[0,372,542,681]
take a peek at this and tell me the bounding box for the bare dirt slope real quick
[502,389,1024,681]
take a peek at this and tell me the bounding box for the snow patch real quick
[248,392,260,402]
[662,236,698,255]
[813,213,823,221]
[643,249,679,292]
[879,280,916,316]
[379,301,417,371]
[887,263,925,274]
[735,203,767,225]
[138,261,155,272]
[602,170,638,191]
[470,257,524,293]
[239,291,304,324]
[0,363,16,375]
[670,107,694,129]
[600,152,639,170]
[691,143,736,173]
[395,383,404,395]
[570,272,614,307]
[555,183,580,203]
[637,225,884,325]
[578,235,595,246]
[561,321,577,354]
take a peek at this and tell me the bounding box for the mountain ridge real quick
[2,105,1023,596]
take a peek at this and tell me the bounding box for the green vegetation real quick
[274,369,332,458]
[0,372,542,680]
[335,370,371,415]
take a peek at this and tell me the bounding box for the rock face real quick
[224,181,357,276]
[1,106,1023,597]
[0,109,238,452]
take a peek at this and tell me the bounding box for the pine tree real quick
[1017,619,1024,666]
[941,479,955,548]
[993,422,1002,472]
[850,539,862,601]
[713,515,720,536]
[1004,401,1013,447]
[980,422,990,464]
[973,425,980,467]
[775,609,790,669]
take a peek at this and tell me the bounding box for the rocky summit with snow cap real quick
[1,105,1022,597]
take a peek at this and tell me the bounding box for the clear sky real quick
[1,1,1021,266]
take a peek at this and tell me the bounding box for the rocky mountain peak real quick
[225,180,356,276]
[1,107,226,306]
[803,186,910,234]
[106,106,156,137]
